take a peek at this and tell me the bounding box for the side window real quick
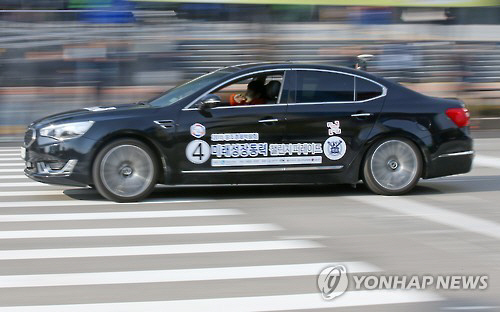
[356,77,383,101]
[211,71,284,107]
[295,71,354,103]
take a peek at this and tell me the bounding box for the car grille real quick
[24,128,35,147]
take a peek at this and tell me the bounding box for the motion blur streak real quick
[2,1,500,139]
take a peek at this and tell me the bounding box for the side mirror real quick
[199,94,221,113]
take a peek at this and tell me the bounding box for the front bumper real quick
[23,132,97,187]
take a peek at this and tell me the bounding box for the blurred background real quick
[2,0,500,141]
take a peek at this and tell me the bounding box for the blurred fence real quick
[2,12,500,140]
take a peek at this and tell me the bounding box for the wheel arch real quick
[357,130,431,180]
[89,131,169,185]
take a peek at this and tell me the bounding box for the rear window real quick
[295,71,354,103]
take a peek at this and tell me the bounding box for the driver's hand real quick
[234,94,246,104]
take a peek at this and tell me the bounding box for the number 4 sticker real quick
[186,140,210,164]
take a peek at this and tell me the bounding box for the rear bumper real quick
[425,150,474,179]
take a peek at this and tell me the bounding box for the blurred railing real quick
[2,13,500,140]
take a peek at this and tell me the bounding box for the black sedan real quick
[22,63,473,202]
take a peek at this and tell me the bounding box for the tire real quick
[92,139,158,202]
[362,138,422,195]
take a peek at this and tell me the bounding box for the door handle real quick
[258,118,279,123]
[351,112,373,118]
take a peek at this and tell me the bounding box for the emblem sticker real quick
[186,140,210,164]
[323,136,347,161]
[327,121,341,136]
[190,123,206,138]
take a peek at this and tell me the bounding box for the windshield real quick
[148,69,233,108]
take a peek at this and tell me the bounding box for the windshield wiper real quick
[136,101,150,106]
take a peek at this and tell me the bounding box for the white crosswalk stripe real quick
[0,148,21,153]
[0,262,379,288]
[0,198,211,207]
[0,291,442,311]
[0,182,48,187]
[0,209,243,222]
[0,240,322,260]
[0,224,281,239]
[0,169,24,173]
[0,175,29,180]
[0,163,23,167]
[0,190,64,197]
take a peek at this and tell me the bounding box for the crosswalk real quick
[4,145,497,310]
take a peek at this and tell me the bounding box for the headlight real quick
[40,121,94,140]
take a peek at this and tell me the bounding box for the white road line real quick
[0,182,50,187]
[0,169,23,173]
[0,290,442,311]
[0,209,243,222]
[0,163,23,167]
[0,149,21,152]
[474,155,500,170]
[0,224,280,239]
[0,198,211,207]
[349,196,500,241]
[0,261,379,288]
[0,175,29,180]
[0,240,321,260]
[0,190,63,197]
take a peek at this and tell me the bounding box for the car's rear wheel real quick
[363,138,422,195]
[93,139,158,202]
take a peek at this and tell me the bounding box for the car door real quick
[174,70,291,178]
[284,69,387,171]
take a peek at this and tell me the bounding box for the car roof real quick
[225,62,383,82]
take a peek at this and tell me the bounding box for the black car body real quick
[23,63,473,201]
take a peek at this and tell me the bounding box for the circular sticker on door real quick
[186,140,210,164]
[323,136,347,161]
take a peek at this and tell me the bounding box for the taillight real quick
[446,108,470,128]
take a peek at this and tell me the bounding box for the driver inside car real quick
[229,80,267,106]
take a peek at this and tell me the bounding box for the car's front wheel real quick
[93,139,158,202]
[363,138,422,195]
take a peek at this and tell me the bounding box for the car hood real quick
[32,104,150,128]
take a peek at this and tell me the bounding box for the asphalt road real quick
[0,138,500,311]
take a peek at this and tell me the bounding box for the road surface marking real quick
[0,169,23,173]
[0,190,64,197]
[0,163,23,167]
[0,290,441,311]
[0,175,29,180]
[0,149,21,153]
[0,198,211,207]
[0,262,379,288]
[349,196,500,241]
[474,155,500,170]
[0,182,50,187]
[0,240,322,260]
[0,209,243,222]
[0,224,281,239]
